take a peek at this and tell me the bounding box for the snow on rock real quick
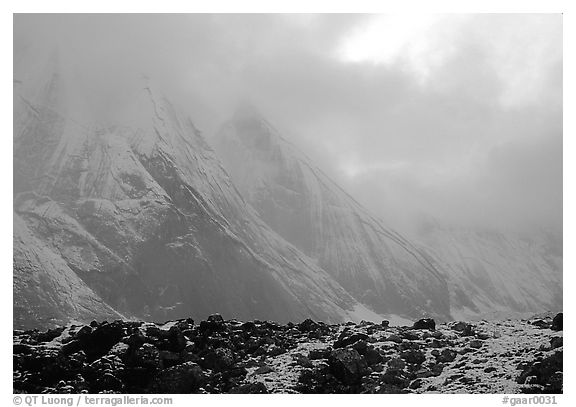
[13,315,563,394]
[13,54,369,329]
[13,213,122,328]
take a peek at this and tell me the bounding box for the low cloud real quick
[14,13,562,233]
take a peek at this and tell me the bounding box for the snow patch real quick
[344,304,413,326]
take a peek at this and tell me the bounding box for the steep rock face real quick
[13,57,369,329]
[414,220,562,319]
[13,213,122,328]
[213,108,451,320]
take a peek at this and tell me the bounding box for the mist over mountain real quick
[214,106,451,319]
[14,52,383,329]
[14,14,561,232]
[213,106,562,321]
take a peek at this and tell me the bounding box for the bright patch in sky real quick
[337,14,460,82]
[341,158,408,179]
[336,14,561,108]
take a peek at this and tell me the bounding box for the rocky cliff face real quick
[13,213,122,328]
[13,57,376,329]
[213,108,451,320]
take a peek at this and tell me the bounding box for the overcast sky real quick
[14,14,562,233]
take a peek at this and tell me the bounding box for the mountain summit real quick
[13,59,379,329]
[13,55,561,330]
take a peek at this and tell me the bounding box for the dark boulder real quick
[208,314,224,324]
[221,366,248,381]
[463,325,476,337]
[381,369,410,388]
[328,348,368,385]
[431,363,445,376]
[75,325,92,340]
[365,347,383,365]
[551,313,563,331]
[296,363,336,393]
[351,340,368,355]
[451,321,473,333]
[119,367,155,391]
[469,339,483,349]
[159,350,182,369]
[413,319,436,330]
[401,330,420,341]
[400,349,426,365]
[240,321,256,332]
[36,327,65,343]
[130,343,162,370]
[60,340,84,356]
[436,348,458,363]
[83,355,124,391]
[294,354,313,368]
[550,337,563,349]
[531,319,551,329]
[387,357,406,370]
[151,362,205,393]
[125,332,146,350]
[517,350,563,393]
[334,331,369,348]
[108,342,130,361]
[93,372,124,392]
[309,348,331,360]
[399,341,421,351]
[409,379,422,389]
[82,321,125,361]
[299,319,320,332]
[199,314,226,333]
[13,343,34,355]
[175,318,194,331]
[386,334,402,344]
[267,344,286,357]
[200,347,234,372]
[429,339,447,348]
[166,326,187,352]
[476,332,491,340]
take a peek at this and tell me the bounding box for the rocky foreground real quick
[13,313,563,394]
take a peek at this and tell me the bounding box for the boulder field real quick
[13,313,562,394]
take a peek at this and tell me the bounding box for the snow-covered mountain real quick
[212,106,562,321]
[213,106,452,320]
[414,218,562,320]
[13,51,561,330]
[13,53,380,329]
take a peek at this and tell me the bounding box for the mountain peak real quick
[13,63,372,329]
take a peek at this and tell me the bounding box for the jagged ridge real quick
[13,57,376,329]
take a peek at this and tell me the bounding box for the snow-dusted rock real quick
[13,55,369,329]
